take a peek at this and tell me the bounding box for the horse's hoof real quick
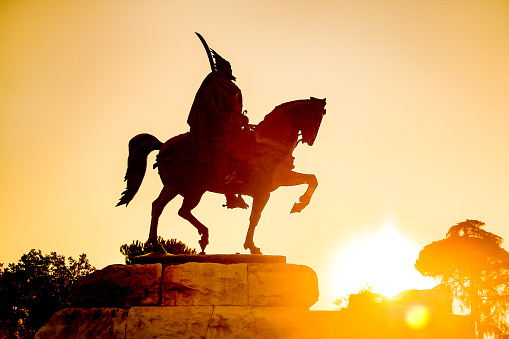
[244,242,262,255]
[145,241,167,254]
[199,231,209,253]
[146,238,158,246]
[250,247,263,255]
[290,202,305,213]
[199,240,208,252]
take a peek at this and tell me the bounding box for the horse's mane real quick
[255,99,312,131]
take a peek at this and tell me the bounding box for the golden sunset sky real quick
[1,1,508,309]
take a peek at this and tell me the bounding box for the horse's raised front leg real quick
[290,172,317,213]
[178,191,209,254]
[273,169,318,213]
[244,192,270,255]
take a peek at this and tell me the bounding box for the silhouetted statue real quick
[117,33,326,255]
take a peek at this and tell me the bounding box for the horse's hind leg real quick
[178,192,209,254]
[148,185,178,244]
[244,192,270,255]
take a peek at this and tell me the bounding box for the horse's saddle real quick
[156,130,293,170]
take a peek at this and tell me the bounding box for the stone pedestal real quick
[35,257,319,338]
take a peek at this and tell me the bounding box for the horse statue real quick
[117,97,326,254]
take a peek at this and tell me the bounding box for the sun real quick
[329,222,435,299]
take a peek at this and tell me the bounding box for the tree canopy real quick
[120,237,197,264]
[0,249,95,338]
[415,219,509,338]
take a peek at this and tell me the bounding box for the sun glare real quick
[405,304,432,330]
[329,222,435,300]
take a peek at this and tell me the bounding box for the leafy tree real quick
[415,219,509,338]
[0,249,95,339]
[120,237,197,264]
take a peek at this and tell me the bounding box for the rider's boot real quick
[223,194,249,209]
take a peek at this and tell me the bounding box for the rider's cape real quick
[187,72,243,164]
[187,72,215,164]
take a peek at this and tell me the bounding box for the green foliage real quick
[120,237,197,264]
[333,284,375,310]
[0,249,95,339]
[333,295,349,310]
[415,220,509,338]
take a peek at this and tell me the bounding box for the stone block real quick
[248,263,319,307]
[207,306,312,338]
[71,264,162,307]
[35,307,128,339]
[162,262,248,306]
[125,306,213,339]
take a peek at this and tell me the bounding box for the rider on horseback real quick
[188,33,249,209]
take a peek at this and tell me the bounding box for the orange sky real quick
[1,1,508,309]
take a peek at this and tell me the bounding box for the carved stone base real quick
[36,261,319,338]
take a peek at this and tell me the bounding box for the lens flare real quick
[405,304,431,330]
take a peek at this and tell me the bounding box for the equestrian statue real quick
[117,33,326,255]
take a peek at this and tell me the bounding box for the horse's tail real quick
[116,133,163,207]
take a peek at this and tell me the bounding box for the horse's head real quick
[294,97,326,146]
[255,97,326,148]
